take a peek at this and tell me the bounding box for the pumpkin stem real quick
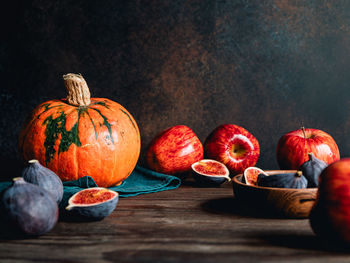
[63,73,91,106]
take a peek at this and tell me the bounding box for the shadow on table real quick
[256,232,350,253]
[201,197,283,219]
[0,214,100,241]
[58,209,106,223]
[0,217,37,240]
[202,197,350,253]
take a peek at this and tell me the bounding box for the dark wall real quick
[1,0,350,171]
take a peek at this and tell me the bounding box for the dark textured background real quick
[1,0,350,174]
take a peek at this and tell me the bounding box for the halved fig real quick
[66,188,119,220]
[243,167,268,186]
[191,159,230,185]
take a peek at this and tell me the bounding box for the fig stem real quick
[13,177,26,183]
[13,177,23,181]
[308,152,315,161]
[63,73,91,107]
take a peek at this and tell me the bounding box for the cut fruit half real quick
[66,187,119,220]
[243,167,268,186]
[191,159,230,185]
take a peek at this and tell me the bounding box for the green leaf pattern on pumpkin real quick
[21,100,138,164]
[19,103,65,153]
[42,101,114,163]
[43,111,81,162]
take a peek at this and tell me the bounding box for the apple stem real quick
[301,127,306,139]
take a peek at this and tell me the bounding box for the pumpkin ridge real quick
[90,101,110,109]
[79,107,98,140]
[38,103,66,117]
[89,107,114,144]
[119,108,138,135]
[19,103,66,153]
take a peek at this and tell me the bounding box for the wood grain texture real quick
[0,182,348,263]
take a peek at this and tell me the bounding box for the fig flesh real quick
[191,159,230,185]
[21,159,63,204]
[1,177,58,236]
[257,171,307,189]
[66,187,119,220]
[242,167,268,186]
[300,153,327,188]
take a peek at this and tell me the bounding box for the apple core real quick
[232,144,247,156]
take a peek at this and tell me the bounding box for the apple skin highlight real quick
[204,124,260,176]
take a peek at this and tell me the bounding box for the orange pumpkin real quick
[19,73,141,187]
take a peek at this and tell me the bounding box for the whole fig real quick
[1,177,58,235]
[22,159,63,203]
[300,153,327,188]
[257,171,307,189]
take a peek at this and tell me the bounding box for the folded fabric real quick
[0,165,181,210]
[61,165,181,208]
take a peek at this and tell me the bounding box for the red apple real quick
[204,124,260,175]
[309,158,350,246]
[146,125,204,175]
[276,127,340,170]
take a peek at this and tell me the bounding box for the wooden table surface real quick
[0,180,349,263]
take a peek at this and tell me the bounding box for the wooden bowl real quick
[232,170,317,219]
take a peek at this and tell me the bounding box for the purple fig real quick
[257,171,307,189]
[300,153,327,188]
[21,159,63,204]
[1,177,58,236]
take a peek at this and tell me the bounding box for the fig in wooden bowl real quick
[257,171,308,189]
[242,167,268,186]
[232,170,317,218]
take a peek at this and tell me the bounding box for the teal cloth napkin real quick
[0,165,181,209]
